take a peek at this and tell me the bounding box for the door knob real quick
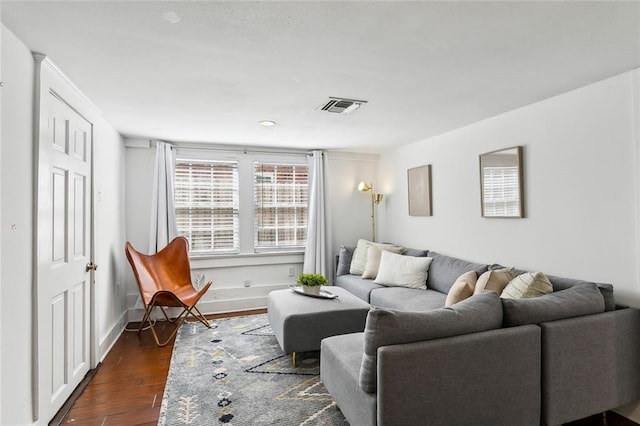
[86,262,98,272]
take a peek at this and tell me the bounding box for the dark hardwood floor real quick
[51,309,266,426]
[52,309,638,426]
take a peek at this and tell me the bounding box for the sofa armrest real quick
[541,307,640,425]
[377,325,541,426]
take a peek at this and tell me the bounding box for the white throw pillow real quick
[374,251,433,289]
[362,244,405,279]
[501,272,553,299]
[349,239,402,275]
[349,239,374,275]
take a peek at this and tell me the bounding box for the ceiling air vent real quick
[319,97,367,114]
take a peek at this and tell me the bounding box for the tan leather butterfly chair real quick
[125,236,212,346]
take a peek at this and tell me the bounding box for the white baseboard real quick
[126,297,269,322]
[126,284,288,322]
[614,401,640,422]
[98,311,129,363]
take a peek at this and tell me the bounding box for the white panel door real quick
[36,91,92,422]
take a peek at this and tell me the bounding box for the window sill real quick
[190,251,305,269]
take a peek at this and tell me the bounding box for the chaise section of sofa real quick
[376,326,541,426]
[321,333,377,426]
[540,307,640,425]
[321,292,542,426]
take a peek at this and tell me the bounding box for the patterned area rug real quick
[158,314,349,425]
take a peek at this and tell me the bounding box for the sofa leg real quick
[292,352,297,367]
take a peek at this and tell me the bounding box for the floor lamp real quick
[358,182,383,242]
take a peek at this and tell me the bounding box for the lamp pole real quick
[370,190,376,242]
[358,181,383,243]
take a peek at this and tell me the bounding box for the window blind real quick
[482,166,520,216]
[253,162,308,250]
[174,159,239,254]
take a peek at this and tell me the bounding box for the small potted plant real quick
[296,273,327,296]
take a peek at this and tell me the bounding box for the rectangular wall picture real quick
[479,146,524,218]
[407,164,432,216]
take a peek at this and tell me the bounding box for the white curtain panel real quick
[149,141,178,253]
[303,150,332,280]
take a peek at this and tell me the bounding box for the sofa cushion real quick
[547,274,615,312]
[474,267,515,295]
[321,333,378,426]
[373,251,433,289]
[370,287,446,311]
[334,275,384,303]
[445,271,477,306]
[597,284,615,311]
[501,272,553,299]
[359,292,503,393]
[488,263,527,276]
[427,252,489,294]
[489,264,615,312]
[501,283,605,327]
[403,248,429,257]
[336,246,354,276]
[362,244,405,279]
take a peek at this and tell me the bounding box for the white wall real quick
[93,118,127,359]
[326,151,379,253]
[124,139,155,255]
[1,24,35,425]
[0,15,4,425]
[1,23,127,424]
[379,70,640,307]
[617,66,640,422]
[381,69,640,420]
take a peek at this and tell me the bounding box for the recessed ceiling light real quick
[162,11,181,24]
[258,120,276,127]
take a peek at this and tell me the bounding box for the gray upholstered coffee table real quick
[267,286,370,366]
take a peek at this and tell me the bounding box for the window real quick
[174,159,239,254]
[482,165,519,217]
[254,162,308,250]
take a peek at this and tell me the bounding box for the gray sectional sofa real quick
[320,246,640,426]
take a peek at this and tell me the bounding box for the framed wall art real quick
[407,164,432,216]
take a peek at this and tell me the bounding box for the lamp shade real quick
[358,182,371,192]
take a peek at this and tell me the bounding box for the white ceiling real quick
[2,1,639,153]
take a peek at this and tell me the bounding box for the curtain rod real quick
[160,140,315,156]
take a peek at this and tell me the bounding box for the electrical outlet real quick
[244,280,251,287]
[288,267,295,277]
[195,274,205,288]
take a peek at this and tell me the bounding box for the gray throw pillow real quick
[336,246,353,276]
[501,283,605,327]
[359,292,503,393]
